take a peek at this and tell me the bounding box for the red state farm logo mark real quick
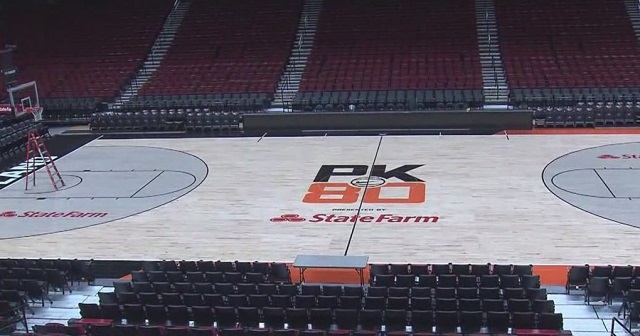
[0,211,17,217]
[597,154,640,159]
[270,214,306,222]
[0,211,108,218]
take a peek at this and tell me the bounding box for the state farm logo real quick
[270,214,306,222]
[0,211,17,217]
[0,211,108,218]
[270,213,439,223]
[303,164,426,204]
[0,105,12,113]
[598,154,640,159]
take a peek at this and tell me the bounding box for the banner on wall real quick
[0,104,13,115]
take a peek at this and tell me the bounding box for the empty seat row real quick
[370,263,533,278]
[98,291,551,312]
[90,112,243,134]
[78,304,565,332]
[115,282,366,297]
[82,324,296,336]
[132,264,291,284]
[371,274,540,289]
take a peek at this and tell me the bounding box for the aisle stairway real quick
[475,0,509,105]
[110,0,190,109]
[623,0,640,40]
[270,0,323,112]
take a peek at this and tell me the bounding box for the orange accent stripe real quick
[532,265,569,286]
[294,265,568,285]
[501,128,640,135]
[122,264,571,286]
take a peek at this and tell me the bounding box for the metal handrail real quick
[147,0,183,72]
[280,12,309,111]
[610,317,633,336]
[280,73,290,110]
[116,0,185,106]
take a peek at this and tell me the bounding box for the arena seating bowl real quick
[132,0,302,112]
[293,0,484,111]
[496,0,640,106]
[0,0,173,120]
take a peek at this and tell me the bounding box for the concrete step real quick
[278,83,300,87]
[279,84,300,88]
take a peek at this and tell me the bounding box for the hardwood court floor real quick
[1,134,640,264]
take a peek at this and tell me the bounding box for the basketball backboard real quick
[7,80,40,117]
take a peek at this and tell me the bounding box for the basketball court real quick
[0,133,639,265]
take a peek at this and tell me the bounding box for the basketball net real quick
[24,106,44,122]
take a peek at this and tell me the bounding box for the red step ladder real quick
[24,106,65,191]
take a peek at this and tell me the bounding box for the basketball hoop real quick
[24,106,44,122]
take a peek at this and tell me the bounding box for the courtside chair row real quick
[76,304,565,332]
[371,274,540,289]
[77,325,570,336]
[130,270,290,286]
[0,119,47,169]
[34,323,85,336]
[112,284,363,297]
[73,322,570,336]
[83,325,309,336]
[565,264,640,294]
[110,283,547,302]
[511,88,640,107]
[0,268,73,295]
[0,258,93,283]
[619,289,640,320]
[140,261,290,278]
[369,264,533,279]
[0,280,52,307]
[92,292,554,311]
[533,103,638,128]
[90,110,243,133]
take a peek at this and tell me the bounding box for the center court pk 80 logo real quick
[303,164,426,204]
